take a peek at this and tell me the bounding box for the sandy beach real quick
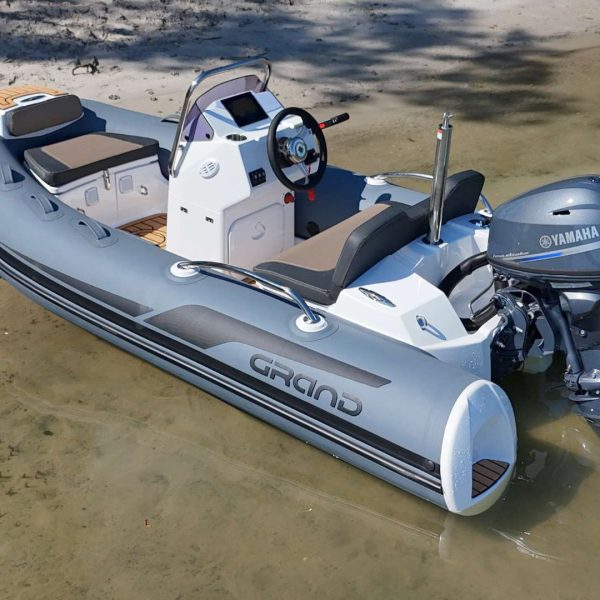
[1,0,598,109]
[1,2,600,599]
[1,0,598,195]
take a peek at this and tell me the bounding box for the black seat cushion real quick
[427,169,485,224]
[255,170,485,305]
[24,132,159,187]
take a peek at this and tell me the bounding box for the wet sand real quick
[3,294,600,598]
[1,2,600,599]
[325,38,600,203]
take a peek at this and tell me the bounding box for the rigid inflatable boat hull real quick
[0,101,517,515]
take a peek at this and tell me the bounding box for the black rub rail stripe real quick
[38,261,153,317]
[0,246,442,491]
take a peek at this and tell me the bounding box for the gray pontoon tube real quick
[0,102,516,515]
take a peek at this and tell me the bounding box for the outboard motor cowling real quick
[488,176,600,282]
[487,176,600,413]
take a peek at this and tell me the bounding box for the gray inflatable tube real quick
[0,101,516,515]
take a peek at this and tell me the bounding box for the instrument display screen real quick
[222,92,268,128]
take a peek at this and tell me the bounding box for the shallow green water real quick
[1,44,599,600]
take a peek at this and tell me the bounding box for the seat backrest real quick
[332,202,418,290]
[6,94,83,137]
[396,169,485,223]
[332,170,485,290]
[438,169,485,223]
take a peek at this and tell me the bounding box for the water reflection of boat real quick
[447,370,600,561]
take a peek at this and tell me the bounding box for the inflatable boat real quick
[1,58,598,515]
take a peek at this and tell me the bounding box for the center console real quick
[166,88,302,268]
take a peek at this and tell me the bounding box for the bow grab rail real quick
[171,260,322,325]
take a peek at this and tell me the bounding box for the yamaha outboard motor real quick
[487,176,600,420]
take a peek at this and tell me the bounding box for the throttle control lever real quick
[319,113,350,130]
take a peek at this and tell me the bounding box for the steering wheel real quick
[267,107,327,192]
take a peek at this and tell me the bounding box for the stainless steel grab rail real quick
[168,57,272,177]
[173,260,322,324]
[368,171,494,215]
[476,192,494,215]
[370,172,433,182]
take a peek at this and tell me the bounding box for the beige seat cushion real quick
[255,202,421,305]
[24,132,159,187]
[266,204,390,273]
[255,170,486,305]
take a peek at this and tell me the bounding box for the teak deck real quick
[120,213,167,249]
[0,85,64,109]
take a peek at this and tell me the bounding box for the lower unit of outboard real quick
[487,176,600,419]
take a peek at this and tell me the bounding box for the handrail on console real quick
[168,57,272,177]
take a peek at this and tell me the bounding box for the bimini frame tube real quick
[426,112,453,245]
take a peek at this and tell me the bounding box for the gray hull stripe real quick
[15,251,153,317]
[147,305,391,389]
[23,255,390,389]
[0,245,442,492]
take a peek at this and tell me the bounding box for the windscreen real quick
[183,74,264,142]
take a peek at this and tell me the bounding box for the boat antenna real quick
[426,111,453,245]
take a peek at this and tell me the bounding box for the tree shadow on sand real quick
[0,0,573,124]
[399,35,570,124]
